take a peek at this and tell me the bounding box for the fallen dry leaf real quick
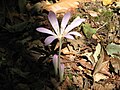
[82,52,95,64]
[93,43,101,63]
[72,76,79,85]
[76,75,84,88]
[102,0,113,6]
[93,48,104,76]
[104,83,116,90]
[61,47,70,54]
[87,10,99,17]
[92,82,115,90]
[59,76,72,90]
[78,58,94,70]
[110,57,120,74]
[99,60,111,76]
[93,73,109,82]
[44,0,93,13]
[103,0,120,6]
[92,83,105,90]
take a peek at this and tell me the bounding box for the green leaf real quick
[83,23,96,38]
[106,43,120,59]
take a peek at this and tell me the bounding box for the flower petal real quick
[61,12,71,33]
[65,17,85,33]
[44,36,57,45]
[64,34,74,39]
[68,31,82,37]
[48,11,59,34]
[71,16,85,26]
[36,27,56,36]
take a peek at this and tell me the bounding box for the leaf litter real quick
[0,0,120,90]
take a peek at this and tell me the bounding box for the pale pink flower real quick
[36,11,85,45]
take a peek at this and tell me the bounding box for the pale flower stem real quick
[58,38,63,82]
[58,38,62,68]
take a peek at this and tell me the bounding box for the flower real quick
[36,11,85,45]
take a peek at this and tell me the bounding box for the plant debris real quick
[0,0,120,90]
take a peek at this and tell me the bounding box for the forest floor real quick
[0,0,120,90]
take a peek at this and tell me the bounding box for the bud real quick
[53,54,58,75]
[59,64,65,82]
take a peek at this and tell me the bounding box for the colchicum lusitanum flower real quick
[36,11,85,82]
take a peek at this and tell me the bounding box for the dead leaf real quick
[93,73,109,82]
[61,44,78,54]
[93,48,111,81]
[110,57,120,74]
[61,47,70,54]
[99,60,111,76]
[72,76,78,85]
[54,41,60,50]
[82,52,95,64]
[44,0,93,14]
[30,1,50,13]
[76,76,83,88]
[87,10,99,17]
[50,77,60,89]
[93,43,101,63]
[59,76,72,90]
[93,48,104,76]
[79,58,94,70]
[92,83,105,90]
[105,83,116,90]
[103,0,113,6]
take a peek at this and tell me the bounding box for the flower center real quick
[58,34,63,39]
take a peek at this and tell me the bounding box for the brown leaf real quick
[102,0,113,6]
[61,47,70,54]
[110,57,120,74]
[93,48,104,76]
[59,76,72,90]
[93,48,111,81]
[50,77,60,89]
[73,76,78,85]
[93,73,109,82]
[76,75,84,88]
[104,83,116,90]
[44,0,92,14]
[92,83,106,90]
[79,58,94,70]
[100,61,111,76]
[87,10,99,17]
